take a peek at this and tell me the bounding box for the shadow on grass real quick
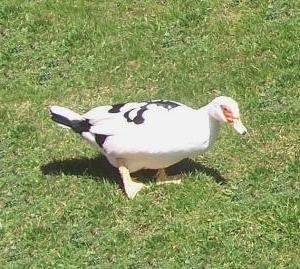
[41,156,227,187]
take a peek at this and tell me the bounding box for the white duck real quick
[49,96,247,199]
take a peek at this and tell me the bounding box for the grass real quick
[1,0,299,267]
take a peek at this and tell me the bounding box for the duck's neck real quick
[208,115,221,146]
[201,105,221,146]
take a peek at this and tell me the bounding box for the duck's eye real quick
[221,105,230,113]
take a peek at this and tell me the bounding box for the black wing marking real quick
[108,103,126,113]
[123,109,134,123]
[122,100,181,125]
[85,100,181,147]
[149,100,181,110]
[123,107,148,124]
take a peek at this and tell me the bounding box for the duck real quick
[49,96,247,199]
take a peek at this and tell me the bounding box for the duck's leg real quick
[118,165,145,199]
[156,168,181,185]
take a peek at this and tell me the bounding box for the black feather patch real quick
[108,103,126,113]
[134,107,148,124]
[149,100,181,110]
[123,109,135,123]
[50,109,91,133]
[123,107,147,124]
[72,119,92,133]
[95,134,109,147]
[122,100,181,125]
[51,113,73,128]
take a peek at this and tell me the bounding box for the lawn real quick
[1,0,299,268]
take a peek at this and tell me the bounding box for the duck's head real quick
[208,96,247,135]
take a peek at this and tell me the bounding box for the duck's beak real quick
[232,119,247,135]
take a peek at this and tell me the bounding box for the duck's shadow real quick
[41,156,227,186]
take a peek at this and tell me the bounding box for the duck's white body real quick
[49,97,246,198]
[51,101,220,172]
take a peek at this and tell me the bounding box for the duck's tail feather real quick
[49,106,91,133]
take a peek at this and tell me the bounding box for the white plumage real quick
[49,96,247,198]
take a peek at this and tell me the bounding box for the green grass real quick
[1,0,299,267]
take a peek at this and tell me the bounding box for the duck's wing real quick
[83,100,188,135]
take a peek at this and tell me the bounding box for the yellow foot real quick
[156,168,182,185]
[124,181,145,199]
[118,163,148,199]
